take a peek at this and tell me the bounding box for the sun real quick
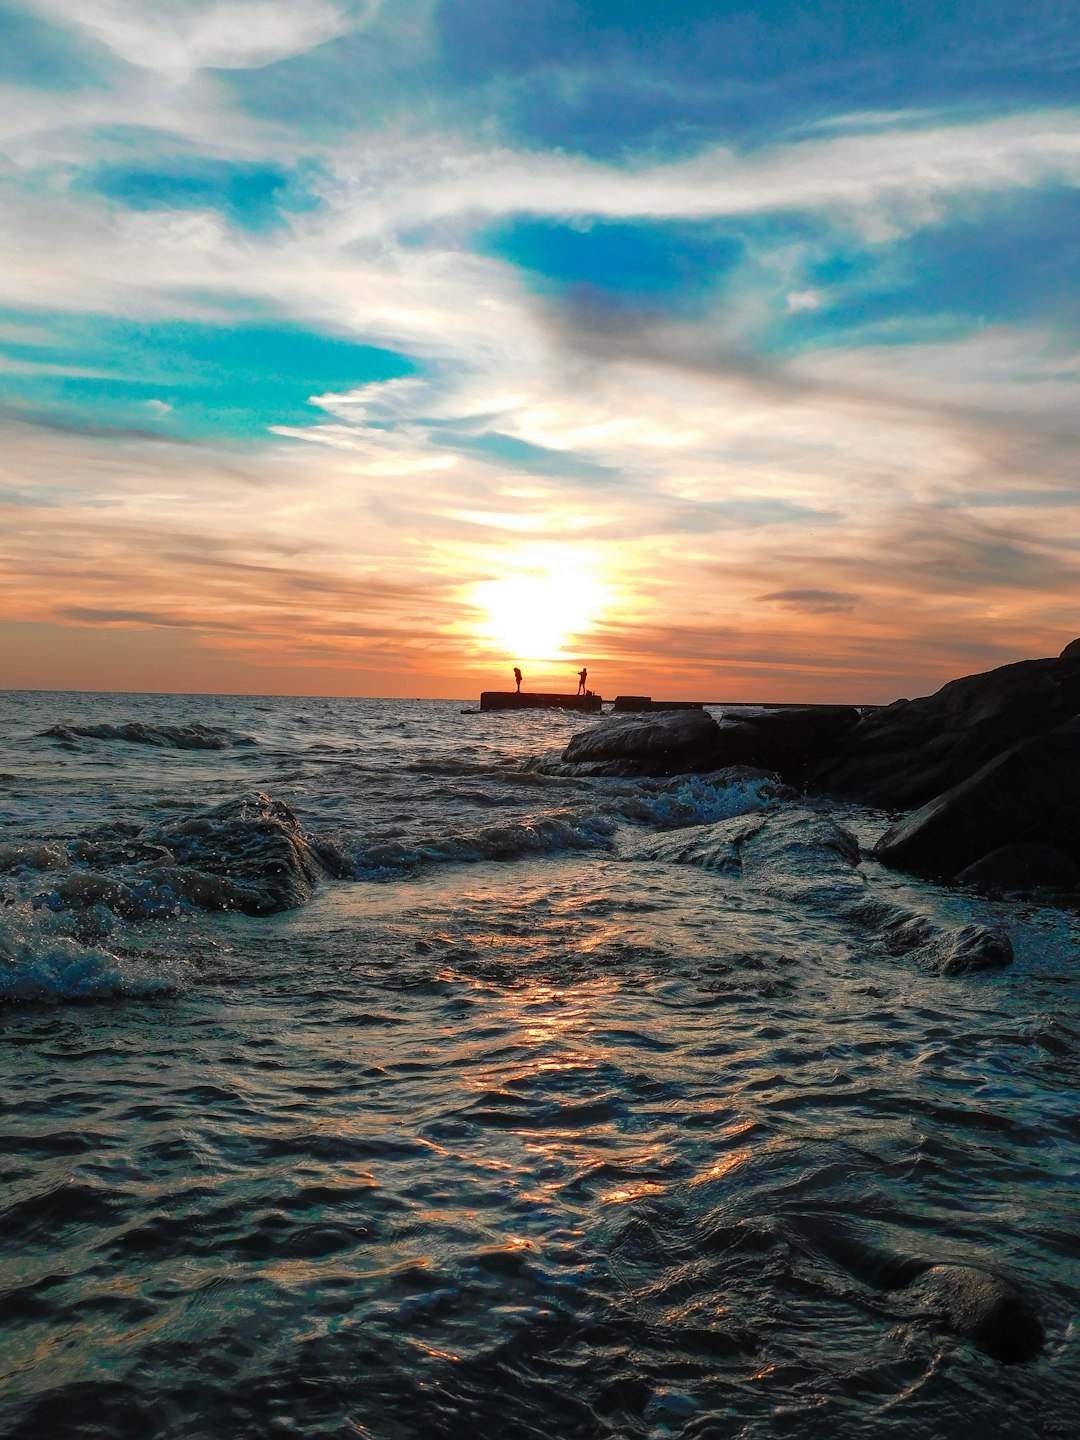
[468,557,610,663]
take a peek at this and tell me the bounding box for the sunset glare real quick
[468,556,611,666]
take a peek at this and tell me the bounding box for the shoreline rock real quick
[808,643,1080,809]
[873,716,1080,884]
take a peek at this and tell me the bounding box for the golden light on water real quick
[466,548,612,663]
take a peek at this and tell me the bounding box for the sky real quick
[1,1,1079,701]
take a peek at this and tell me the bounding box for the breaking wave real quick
[344,811,619,877]
[0,915,186,1004]
[42,722,256,750]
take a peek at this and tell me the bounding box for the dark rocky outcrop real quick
[562,709,721,775]
[712,706,861,773]
[32,793,334,919]
[897,1264,1044,1363]
[957,843,1080,894]
[873,717,1080,882]
[809,645,1080,808]
[560,706,861,779]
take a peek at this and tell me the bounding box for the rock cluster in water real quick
[1,793,347,924]
[559,640,1080,901]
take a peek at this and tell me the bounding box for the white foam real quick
[0,915,186,1004]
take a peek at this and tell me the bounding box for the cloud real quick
[2,7,1079,696]
[316,112,1080,240]
[759,588,858,613]
[31,0,358,76]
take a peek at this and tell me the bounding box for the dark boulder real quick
[148,794,324,913]
[32,794,331,919]
[957,843,1080,895]
[809,651,1080,808]
[874,718,1080,881]
[711,706,861,774]
[562,709,720,775]
[898,1264,1044,1363]
[1060,637,1080,659]
[561,706,862,779]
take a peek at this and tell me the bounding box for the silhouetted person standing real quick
[514,667,522,693]
[577,667,587,695]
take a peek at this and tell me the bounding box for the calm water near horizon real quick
[1,690,1078,1438]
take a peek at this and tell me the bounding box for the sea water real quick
[1,690,1078,1438]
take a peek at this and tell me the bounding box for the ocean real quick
[1,690,1078,1438]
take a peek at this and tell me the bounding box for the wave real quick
[41,722,256,750]
[0,916,186,1004]
[605,769,787,831]
[343,811,618,877]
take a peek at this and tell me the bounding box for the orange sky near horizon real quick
[2,403,1074,705]
[3,5,1079,703]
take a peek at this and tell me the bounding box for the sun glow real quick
[467,554,611,663]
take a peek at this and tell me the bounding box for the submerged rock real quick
[0,842,67,873]
[898,1264,1044,1363]
[845,901,1013,975]
[633,806,861,881]
[562,709,720,775]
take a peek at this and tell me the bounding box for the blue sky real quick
[1,0,1079,696]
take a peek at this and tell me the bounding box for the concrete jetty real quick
[480,691,603,713]
[612,696,704,712]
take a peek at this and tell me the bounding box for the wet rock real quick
[562,709,720,775]
[147,794,324,913]
[634,807,862,890]
[900,1264,1044,1362]
[33,871,154,921]
[873,718,1080,881]
[844,899,1013,975]
[957,843,1080,895]
[31,794,332,920]
[907,922,1014,975]
[809,650,1080,808]
[137,866,272,916]
[68,832,174,868]
[0,843,68,873]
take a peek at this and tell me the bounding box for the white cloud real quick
[314,111,1080,240]
[32,0,358,75]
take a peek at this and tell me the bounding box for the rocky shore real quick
[559,641,1080,903]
